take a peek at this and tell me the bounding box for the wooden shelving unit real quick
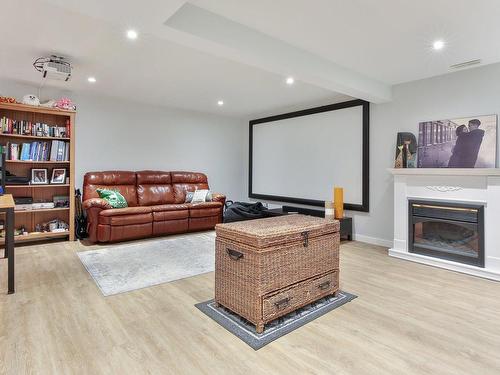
[0,102,75,244]
[0,231,69,245]
[6,160,71,164]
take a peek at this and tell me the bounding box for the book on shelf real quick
[0,116,70,138]
[1,140,70,161]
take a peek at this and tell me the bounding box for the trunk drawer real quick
[262,271,338,321]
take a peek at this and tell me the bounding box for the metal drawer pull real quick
[318,281,331,290]
[226,248,244,261]
[274,297,290,309]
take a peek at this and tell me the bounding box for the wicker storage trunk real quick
[215,214,340,333]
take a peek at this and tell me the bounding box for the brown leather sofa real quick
[82,171,226,243]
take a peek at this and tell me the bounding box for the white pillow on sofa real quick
[191,189,210,203]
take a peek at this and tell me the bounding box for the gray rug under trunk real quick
[78,232,215,296]
[196,291,357,350]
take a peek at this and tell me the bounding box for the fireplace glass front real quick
[409,200,484,267]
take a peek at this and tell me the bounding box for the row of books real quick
[0,117,70,138]
[0,140,70,161]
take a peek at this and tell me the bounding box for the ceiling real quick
[1,0,499,118]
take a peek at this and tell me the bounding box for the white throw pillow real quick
[191,189,209,203]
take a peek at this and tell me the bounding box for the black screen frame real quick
[248,99,370,212]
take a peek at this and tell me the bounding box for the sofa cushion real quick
[187,202,222,209]
[100,207,152,216]
[153,210,189,221]
[136,171,175,206]
[83,171,138,207]
[151,203,189,212]
[99,207,153,226]
[99,213,153,226]
[171,172,209,204]
[188,201,222,218]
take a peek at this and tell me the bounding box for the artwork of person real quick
[31,169,48,184]
[418,115,496,168]
[448,119,485,168]
[395,132,417,168]
[51,169,66,184]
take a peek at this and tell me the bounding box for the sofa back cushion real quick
[136,171,175,206]
[83,171,138,207]
[171,172,209,204]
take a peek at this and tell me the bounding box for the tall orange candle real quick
[333,187,344,219]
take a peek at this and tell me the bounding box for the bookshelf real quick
[0,102,75,243]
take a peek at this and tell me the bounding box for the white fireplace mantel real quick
[388,168,500,176]
[388,168,500,281]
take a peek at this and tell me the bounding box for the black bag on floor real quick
[223,201,268,223]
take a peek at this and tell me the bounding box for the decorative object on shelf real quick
[32,201,55,209]
[394,132,417,168]
[14,196,33,211]
[21,94,40,106]
[50,168,66,184]
[417,114,497,168]
[41,219,69,232]
[54,97,76,111]
[0,96,17,104]
[30,168,48,184]
[324,200,334,220]
[40,99,56,108]
[53,195,70,208]
[333,187,344,219]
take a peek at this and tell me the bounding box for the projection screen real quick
[249,100,369,212]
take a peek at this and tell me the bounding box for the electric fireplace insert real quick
[408,200,484,267]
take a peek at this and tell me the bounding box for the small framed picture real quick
[50,168,67,184]
[31,168,48,185]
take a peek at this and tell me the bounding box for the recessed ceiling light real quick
[286,76,295,85]
[433,40,445,51]
[217,100,224,106]
[127,29,138,40]
[87,77,96,83]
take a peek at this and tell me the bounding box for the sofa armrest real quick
[211,193,226,206]
[83,198,112,243]
[83,198,112,210]
[211,193,226,224]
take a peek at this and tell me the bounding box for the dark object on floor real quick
[196,291,356,350]
[265,206,353,241]
[223,201,268,223]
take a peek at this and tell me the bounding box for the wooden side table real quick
[0,194,15,294]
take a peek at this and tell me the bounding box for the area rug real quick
[78,232,215,296]
[196,291,357,350]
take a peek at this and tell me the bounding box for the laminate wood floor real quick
[1,237,499,375]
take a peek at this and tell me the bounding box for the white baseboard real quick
[389,248,500,281]
[352,234,393,248]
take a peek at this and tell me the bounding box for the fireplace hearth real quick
[408,200,484,267]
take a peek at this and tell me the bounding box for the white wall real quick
[0,79,247,200]
[357,63,500,246]
[4,62,500,247]
[247,63,500,247]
